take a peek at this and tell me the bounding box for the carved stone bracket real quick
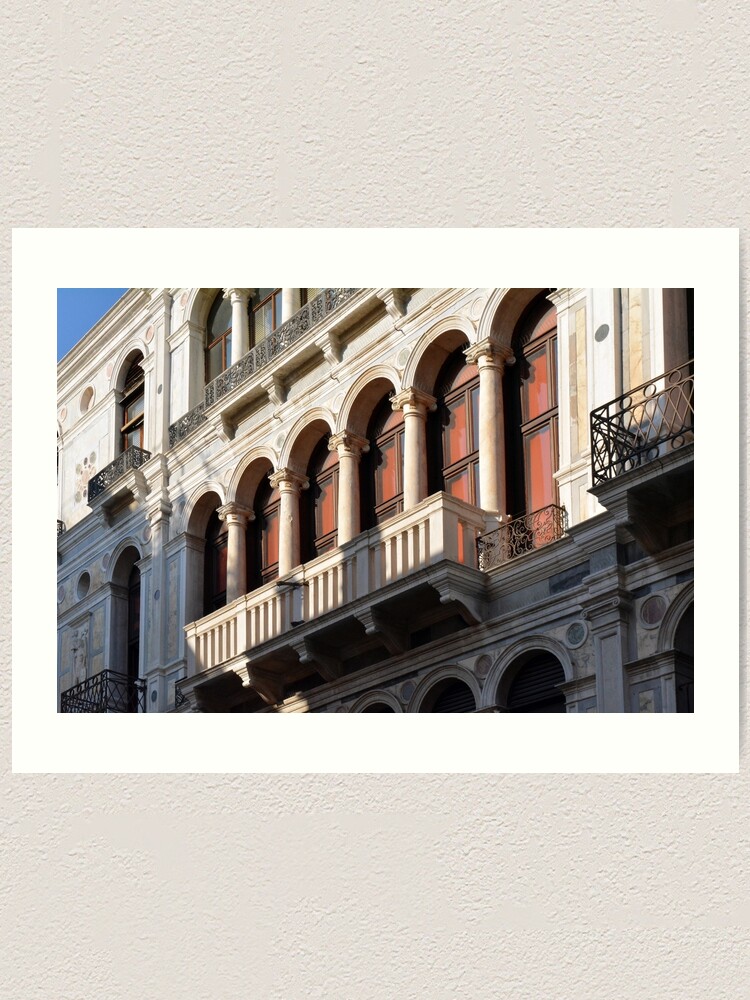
[289,637,342,683]
[262,373,288,408]
[377,288,410,328]
[354,607,408,656]
[246,664,284,706]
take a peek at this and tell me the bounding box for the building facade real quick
[56,287,694,714]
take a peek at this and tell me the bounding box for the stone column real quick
[329,432,369,544]
[225,288,251,364]
[464,339,515,518]
[217,503,254,602]
[391,388,436,510]
[269,469,308,575]
[281,288,301,322]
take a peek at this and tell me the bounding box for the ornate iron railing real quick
[204,287,357,408]
[57,520,65,535]
[168,400,207,447]
[477,504,567,570]
[591,361,694,486]
[60,669,146,713]
[87,445,152,503]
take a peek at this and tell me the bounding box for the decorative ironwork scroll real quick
[590,361,694,486]
[87,446,151,503]
[477,504,567,570]
[168,401,207,446]
[60,669,146,713]
[57,520,65,535]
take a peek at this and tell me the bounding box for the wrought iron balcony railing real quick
[87,445,152,503]
[169,288,358,445]
[60,669,146,713]
[477,504,568,570]
[591,361,694,487]
[57,520,65,535]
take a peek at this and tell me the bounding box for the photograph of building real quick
[56,287,694,714]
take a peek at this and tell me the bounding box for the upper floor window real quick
[364,394,405,527]
[120,355,145,452]
[206,293,233,382]
[204,510,228,615]
[247,478,281,589]
[303,435,339,559]
[250,288,282,345]
[505,299,559,516]
[433,348,480,506]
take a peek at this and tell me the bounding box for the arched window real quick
[250,288,282,345]
[506,652,566,713]
[204,510,228,615]
[247,478,281,590]
[120,355,145,452]
[206,292,233,382]
[505,299,559,516]
[432,347,480,505]
[303,435,339,560]
[363,394,405,527]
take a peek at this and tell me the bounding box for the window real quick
[250,288,282,345]
[506,652,566,712]
[120,356,145,452]
[205,293,233,382]
[364,394,405,527]
[203,510,228,615]
[506,300,559,516]
[433,348,480,505]
[248,478,281,589]
[303,435,339,559]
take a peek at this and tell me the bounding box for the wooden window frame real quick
[365,396,405,527]
[205,293,233,383]
[120,360,145,453]
[438,353,481,507]
[250,288,282,346]
[518,318,559,512]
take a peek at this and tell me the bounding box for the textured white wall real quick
[3,2,748,997]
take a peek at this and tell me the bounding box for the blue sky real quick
[57,288,128,361]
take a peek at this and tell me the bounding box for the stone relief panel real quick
[166,555,179,660]
[73,453,98,507]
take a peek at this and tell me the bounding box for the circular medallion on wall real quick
[275,432,285,451]
[106,363,113,378]
[565,621,588,649]
[396,348,410,369]
[142,526,152,543]
[400,680,415,703]
[145,324,154,343]
[333,393,344,413]
[180,292,188,308]
[57,585,65,604]
[224,467,234,486]
[60,406,67,422]
[640,594,667,628]
[474,654,492,678]
[471,296,487,321]
[102,553,110,570]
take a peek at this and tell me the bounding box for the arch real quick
[408,665,482,713]
[477,288,550,349]
[657,581,694,654]
[229,447,278,504]
[351,690,403,713]
[482,635,573,709]
[402,316,475,395]
[184,287,222,329]
[179,484,226,537]
[280,407,336,473]
[110,341,149,393]
[107,538,143,586]
[336,365,401,437]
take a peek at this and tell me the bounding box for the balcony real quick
[60,669,146,713]
[169,288,361,447]
[87,445,152,504]
[182,492,488,710]
[590,361,694,553]
[477,505,567,570]
[591,361,693,486]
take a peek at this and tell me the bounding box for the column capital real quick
[464,339,515,370]
[268,468,309,494]
[391,387,437,415]
[217,502,255,526]
[329,431,370,459]
[223,288,252,304]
